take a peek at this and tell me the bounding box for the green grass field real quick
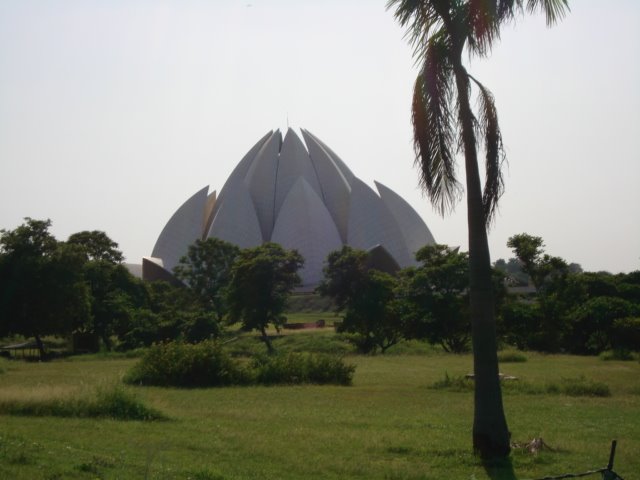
[0,332,638,479]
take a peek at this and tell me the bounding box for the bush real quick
[565,297,638,354]
[0,385,165,420]
[499,301,545,351]
[124,341,248,387]
[251,352,355,386]
[498,350,528,363]
[430,373,610,397]
[124,341,355,387]
[611,317,640,351]
[0,357,8,373]
[547,376,610,397]
[429,373,474,392]
[599,349,636,361]
[88,385,166,420]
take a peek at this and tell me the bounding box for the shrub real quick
[124,341,355,387]
[565,297,638,354]
[124,341,248,387]
[0,385,165,420]
[499,301,545,351]
[429,372,474,392]
[88,385,165,420]
[506,376,611,397]
[498,350,528,363]
[0,357,8,373]
[611,317,640,351]
[430,373,610,397]
[599,349,636,361]
[251,352,355,386]
[550,376,610,397]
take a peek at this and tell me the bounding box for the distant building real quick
[143,128,435,290]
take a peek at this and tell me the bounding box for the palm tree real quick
[388,0,569,459]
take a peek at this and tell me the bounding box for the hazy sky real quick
[1,1,638,273]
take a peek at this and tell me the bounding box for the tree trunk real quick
[454,64,511,459]
[34,334,46,359]
[260,326,274,354]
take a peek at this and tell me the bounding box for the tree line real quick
[2,218,637,359]
[0,218,303,357]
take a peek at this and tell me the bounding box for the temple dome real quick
[144,128,436,289]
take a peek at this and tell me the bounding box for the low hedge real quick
[124,341,355,387]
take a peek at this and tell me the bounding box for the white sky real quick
[1,0,638,273]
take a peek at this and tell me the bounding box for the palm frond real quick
[526,0,570,26]
[412,35,462,216]
[387,0,443,61]
[466,0,499,56]
[469,75,505,225]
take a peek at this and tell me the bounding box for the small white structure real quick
[144,128,436,290]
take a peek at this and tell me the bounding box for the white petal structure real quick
[144,128,436,288]
[271,177,343,288]
[150,186,210,273]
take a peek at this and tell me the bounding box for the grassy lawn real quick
[0,336,638,479]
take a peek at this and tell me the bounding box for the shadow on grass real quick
[483,457,519,480]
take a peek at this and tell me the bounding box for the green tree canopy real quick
[173,238,240,321]
[318,246,404,354]
[67,230,125,263]
[0,218,90,356]
[226,243,303,353]
[399,245,471,352]
[507,233,569,290]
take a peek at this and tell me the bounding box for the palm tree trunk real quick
[453,64,511,459]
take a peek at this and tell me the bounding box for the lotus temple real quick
[142,128,435,290]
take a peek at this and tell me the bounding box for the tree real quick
[0,219,91,356]
[388,0,569,458]
[400,245,471,352]
[226,243,303,353]
[317,246,368,311]
[67,230,125,263]
[507,233,568,291]
[565,296,639,354]
[318,246,404,354]
[80,261,147,350]
[400,245,507,353]
[173,238,240,322]
[506,233,576,351]
[67,230,146,350]
[115,280,221,349]
[494,257,530,287]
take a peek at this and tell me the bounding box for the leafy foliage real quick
[611,317,640,352]
[79,261,147,350]
[124,341,354,387]
[387,0,570,458]
[251,352,355,386]
[173,238,240,321]
[0,218,91,355]
[318,247,405,354]
[0,384,165,420]
[430,373,610,397]
[67,230,125,263]
[565,297,638,354]
[501,233,640,354]
[226,243,303,352]
[497,351,527,363]
[507,233,569,291]
[399,244,506,353]
[117,280,222,350]
[398,245,471,352]
[124,341,248,387]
